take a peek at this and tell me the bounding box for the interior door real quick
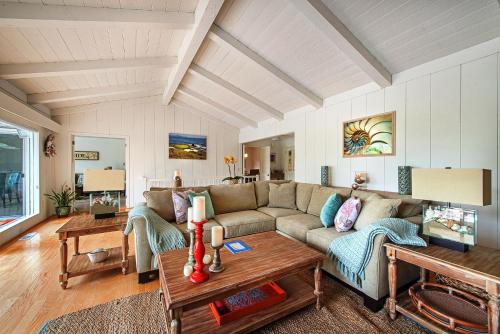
[260,146,271,181]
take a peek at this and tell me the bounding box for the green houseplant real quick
[45,184,76,217]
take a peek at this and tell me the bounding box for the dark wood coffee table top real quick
[158,231,324,310]
[56,214,127,234]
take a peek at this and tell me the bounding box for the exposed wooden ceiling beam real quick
[177,85,257,128]
[188,64,284,121]
[28,82,166,104]
[172,99,238,128]
[289,0,391,88]
[0,2,194,29]
[207,25,323,109]
[0,57,177,79]
[162,0,224,104]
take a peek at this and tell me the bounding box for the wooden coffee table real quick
[158,231,325,334]
[56,213,129,289]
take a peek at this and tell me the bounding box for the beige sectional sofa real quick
[130,181,423,310]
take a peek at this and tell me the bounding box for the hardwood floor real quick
[0,215,159,334]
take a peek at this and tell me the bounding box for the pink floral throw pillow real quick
[334,197,362,232]
[172,190,192,224]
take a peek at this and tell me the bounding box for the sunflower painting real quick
[343,111,395,157]
[169,133,207,160]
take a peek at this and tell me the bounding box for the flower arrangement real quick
[222,155,242,184]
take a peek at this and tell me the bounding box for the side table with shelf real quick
[56,214,129,289]
[384,243,500,334]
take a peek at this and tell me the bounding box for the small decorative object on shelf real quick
[222,155,242,184]
[185,208,195,267]
[44,133,56,158]
[183,264,193,277]
[210,226,225,273]
[173,169,182,188]
[190,196,209,284]
[87,248,109,263]
[398,166,412,195]
[351,171,367,190]
[320,166,329,186]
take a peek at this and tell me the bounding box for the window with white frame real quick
[0,120,39,227]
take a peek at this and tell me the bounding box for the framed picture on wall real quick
[74,151,99,160]
[286,148,294,171]
[343,111,395,157]
[169,133,207,160]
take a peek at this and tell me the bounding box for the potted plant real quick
[222,155,243,184]
[45,184,76,217]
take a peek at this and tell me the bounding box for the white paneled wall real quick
[240,53,500,249]
[52,96,240,206]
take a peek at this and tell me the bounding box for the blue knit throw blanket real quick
[327,218,426,287]
[125,205,186,269]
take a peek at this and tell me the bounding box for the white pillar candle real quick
[211,226,224,248]
[183,264,193,277]
[187,207,194,230]
[192,196,205,222]
[174,169,181,178]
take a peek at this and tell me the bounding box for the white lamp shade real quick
[412,168,491,206]
[83,169,125,192]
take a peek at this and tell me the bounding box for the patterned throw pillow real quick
[334,197,362,232]
[320,193,343,228]
[172,190,192,224]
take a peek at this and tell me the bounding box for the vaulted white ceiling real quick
[0,0,499,129]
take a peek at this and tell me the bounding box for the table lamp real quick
[412,168,491,252]
[83,169,125,219]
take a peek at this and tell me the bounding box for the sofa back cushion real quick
[268,182,297,209]
[254,180,290,207]
[209,183,257,215]
[307,186,352,217]
[296,183,315,212]
[353,197,402,230]
[144,186,208,222]
[143,190,175,222]
[352,189,426,218]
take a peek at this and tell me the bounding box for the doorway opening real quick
[243,133,295,182]
[72,135,127,212]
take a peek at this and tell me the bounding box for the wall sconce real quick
[352,171,367,190]
[244,153,248,158]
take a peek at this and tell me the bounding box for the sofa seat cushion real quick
[174,219,221,243]
[257,207,302,218]
[306,228,355,253]
[215,210,275,238]
[209,183,257,214]
[276,214,323,242]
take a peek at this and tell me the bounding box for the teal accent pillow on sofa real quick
[188,190,215,220]
[320,193,342,228]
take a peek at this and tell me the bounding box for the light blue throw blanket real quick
[125,205,186,268]
[327,218,426,287]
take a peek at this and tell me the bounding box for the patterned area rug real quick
[40,275,429,334]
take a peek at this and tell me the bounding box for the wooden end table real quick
[56,214,129,289]
[158,231,324,334]
[385,243,500,334]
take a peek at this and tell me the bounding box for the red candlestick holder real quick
[189,219,209,284]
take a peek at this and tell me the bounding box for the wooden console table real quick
[385,243,500,334]
[56,214,129,289]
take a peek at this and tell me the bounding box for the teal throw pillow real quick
[320,193,342,228]
[188,190,215,220]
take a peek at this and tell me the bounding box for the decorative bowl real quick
[87,248,109,263]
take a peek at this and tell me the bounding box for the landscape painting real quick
[343,111,395,157]
[169,133,207,160]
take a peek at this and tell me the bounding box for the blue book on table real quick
[224,240,251,254]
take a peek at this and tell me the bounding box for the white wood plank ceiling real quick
[0,0,499,129]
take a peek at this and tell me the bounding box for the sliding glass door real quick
[0,120,38,227]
